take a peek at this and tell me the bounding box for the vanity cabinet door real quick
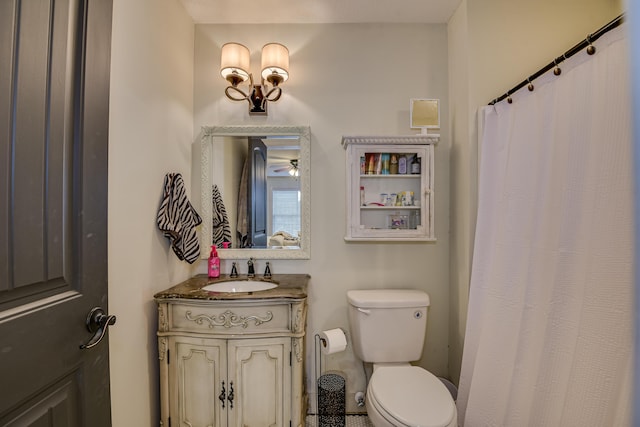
[169,336,227,427]
[227,337,291,427]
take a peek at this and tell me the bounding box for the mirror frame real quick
[200,125,311,259]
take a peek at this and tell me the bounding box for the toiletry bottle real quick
[208,245,220,278]
[410,155,421,174]
[366,153,375,174]
[398,155,407,174]
[390,154,398,174]
[381,153,390,174]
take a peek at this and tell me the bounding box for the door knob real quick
[79,307,116,349]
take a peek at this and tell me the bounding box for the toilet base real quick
[365,375,458,427]
[367,396,458,427]
[365,397,396,427]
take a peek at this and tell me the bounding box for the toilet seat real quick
[367,366,456,427]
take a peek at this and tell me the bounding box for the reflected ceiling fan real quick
[273,159,299,176]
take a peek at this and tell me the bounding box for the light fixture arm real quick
[225,85,250,102]
[263,85,282,103]
[223,73,283,115]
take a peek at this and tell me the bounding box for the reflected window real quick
[271,189,300,236]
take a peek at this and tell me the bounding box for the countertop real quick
[153,274,309,301]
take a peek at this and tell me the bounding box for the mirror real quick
[200,125,310,259]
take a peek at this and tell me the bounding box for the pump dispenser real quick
[208,245,220,278]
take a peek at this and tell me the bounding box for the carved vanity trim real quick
[185,309,274,329]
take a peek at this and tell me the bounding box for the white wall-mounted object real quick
[410,99,440,133]
[342,135,438,242]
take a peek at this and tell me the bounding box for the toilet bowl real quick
[366,365,457,427]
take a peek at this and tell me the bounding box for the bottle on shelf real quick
[398,155,407,174]
[390,154,398,174]
[381,153,390,174]
[410,155,421,174]
[366,153,375,174]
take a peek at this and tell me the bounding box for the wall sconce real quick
[220,42,289,115]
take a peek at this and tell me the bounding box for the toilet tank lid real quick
[347,289,430,308]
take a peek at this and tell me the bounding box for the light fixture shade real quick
[220,43,250,85]
[261,43,289,85]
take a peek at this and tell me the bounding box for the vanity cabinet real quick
[156,295,307,427]
[342,135,438,241]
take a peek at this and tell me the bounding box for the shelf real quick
[361,206,420,210]
[344,236,437,242]
[360,174,420,178]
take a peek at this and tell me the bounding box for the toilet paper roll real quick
[320,328,347,354]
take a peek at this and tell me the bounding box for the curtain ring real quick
[506,92,513,104]
[527,78,534,92]
[553,58,562,76]
[586,34,596,55]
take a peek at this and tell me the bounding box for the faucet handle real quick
[230,262,238,278]
[247,257,255,278]
[264,262,272,279]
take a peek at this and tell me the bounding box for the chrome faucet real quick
[247,257,255,278]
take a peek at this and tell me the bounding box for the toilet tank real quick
[347,289,430,363]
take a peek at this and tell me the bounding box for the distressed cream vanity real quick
[154,274,309,427]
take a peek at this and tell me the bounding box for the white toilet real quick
[347,289,457,427]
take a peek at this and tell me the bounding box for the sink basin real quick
[202,280,277,293]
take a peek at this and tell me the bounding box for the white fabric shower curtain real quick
[457,26,633,427]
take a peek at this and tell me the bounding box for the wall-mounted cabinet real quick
[342,135,438,242]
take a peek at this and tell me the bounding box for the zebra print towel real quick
[156,173,202,263]
[212,185,232,248]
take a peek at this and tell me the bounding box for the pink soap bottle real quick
[208,245,220,278]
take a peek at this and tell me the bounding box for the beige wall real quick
[193,23,451,411]
[107,0,626,421]
[108,0,195,424]
[447,0,624,385]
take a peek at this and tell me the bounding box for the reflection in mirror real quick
[200,125,310,260]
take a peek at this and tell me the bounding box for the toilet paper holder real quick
[318,328,347,354]
[315,329,347,426]
[314,329,347,416]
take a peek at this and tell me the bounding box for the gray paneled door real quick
[248,137,268,248]
[0,0,113,426]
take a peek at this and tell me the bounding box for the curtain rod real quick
[488,13,626,106]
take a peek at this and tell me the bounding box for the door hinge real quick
[168,417,171,427]
[167,349,170,364]
[289,351,292,366]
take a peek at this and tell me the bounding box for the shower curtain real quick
[457,26,633,427]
